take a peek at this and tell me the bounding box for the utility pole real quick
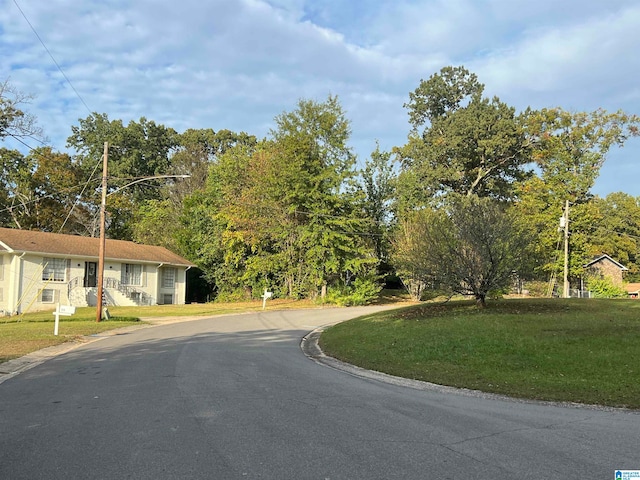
[96,142,108,322]
[563,199,570,298]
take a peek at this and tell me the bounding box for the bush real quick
[214,288,252,303]
[523,280,549,297]
[325,277,382,306]
[586,276,627,298]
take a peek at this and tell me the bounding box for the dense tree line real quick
[1,70,639,303]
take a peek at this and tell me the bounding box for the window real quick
[162,267,176,288]
[0,255,4,281]
[122,264,142,286]
[0,288,3,302]
[41,289,55,303]
[43,258,66,282]
[163,293,173,305]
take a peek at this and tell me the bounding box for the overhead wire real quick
[12,0,93,116]
[6,0,388,241]
[9,0,107,231]
[0,135,102,216]
[58,155,103,233]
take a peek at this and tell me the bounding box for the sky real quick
[1,0,639,197]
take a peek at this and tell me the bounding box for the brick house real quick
[0,227,195,314]
[583,254,628,286]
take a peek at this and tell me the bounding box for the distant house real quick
[0,227,195,314]
[626,283,640,300]
[584,254,628,286]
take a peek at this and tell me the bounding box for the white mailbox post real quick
[262,289,273,310]
[53,303,76,335]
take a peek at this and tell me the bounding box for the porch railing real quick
[68,276,155,306]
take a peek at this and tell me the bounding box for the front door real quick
[84,262,97,287]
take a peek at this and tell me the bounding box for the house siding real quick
[0,228,194,315]
[587,257,625,285]
[0,246,189,315]
[1,253,190,314]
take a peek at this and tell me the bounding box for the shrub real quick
[586,276,627,298]
[214,288,252,303]
[325,277,382,306]
[524,280,549,298]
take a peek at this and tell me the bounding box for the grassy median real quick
[320,298,640,409]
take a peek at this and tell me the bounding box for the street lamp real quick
[95,141,190,322]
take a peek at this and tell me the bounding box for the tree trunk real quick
[287,277,293,297]
[475,293,486,308]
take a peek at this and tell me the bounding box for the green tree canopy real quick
[360,143,395,263]
[132,128,257,252]
[182,96,376,299]
[67,113,180,239]
[525,107,640,202]
[0,147,88,233]
[590,192,640,280]
[396,66,531,206]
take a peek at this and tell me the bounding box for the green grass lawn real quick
[320,298,640,409]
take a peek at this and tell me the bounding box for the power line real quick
[0,140,102,216]
[58,156,103,233]
[12,0,93,116]
[1,142,388,238]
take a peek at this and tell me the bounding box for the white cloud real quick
[1,0,639,196]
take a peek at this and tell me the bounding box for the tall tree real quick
[132,128,257,251]
[396,66,531,206]
[515,177,603,286]
[0,147,88,233]
[185,97,375,299]
[67,113,179,239]
[263,96,373,297]
[360,143,395,263]
[590,192,640,280]
[512,108,640,287]
[179,143,256,294]
[525,108,640,202]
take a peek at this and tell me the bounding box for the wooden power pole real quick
[96,142,108,322]
[563,200,570,298]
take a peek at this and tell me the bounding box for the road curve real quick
[0,306,637,479]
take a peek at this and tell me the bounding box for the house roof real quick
[626,283,640,294]
[0,227,196,267]
[583,254,628,271]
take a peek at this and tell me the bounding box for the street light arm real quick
[106,175,190,197]
[96,167,190,322]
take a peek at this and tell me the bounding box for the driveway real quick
[0,307,637,479]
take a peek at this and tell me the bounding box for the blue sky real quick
[1,0,639,196]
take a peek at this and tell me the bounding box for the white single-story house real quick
[0,227,196,314]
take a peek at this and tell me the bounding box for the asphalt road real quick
[1,307,638,479]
